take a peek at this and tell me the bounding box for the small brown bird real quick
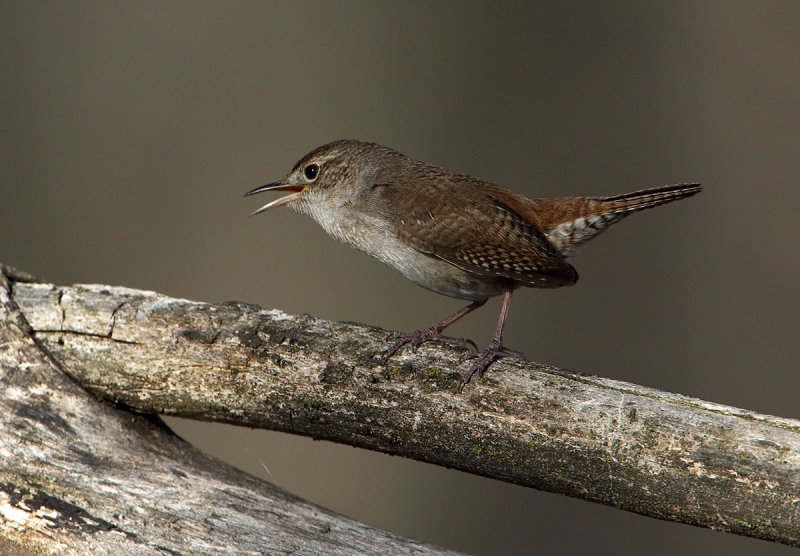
[246,140,701,390]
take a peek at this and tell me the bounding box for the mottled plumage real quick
[246,140,701,389]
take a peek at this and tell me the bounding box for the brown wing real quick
[371,177,578,288]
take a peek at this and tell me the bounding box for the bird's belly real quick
[359,232,505,301]
[397,256,507,301]
[306,206,506,301]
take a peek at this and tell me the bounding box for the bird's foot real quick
[457,341,525,391]
[383,328,477,360]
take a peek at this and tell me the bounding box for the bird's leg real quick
[384,300,486,359]
[458,290,522,391]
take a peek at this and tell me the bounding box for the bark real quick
[2,263,799,551]
[0,266,460,555]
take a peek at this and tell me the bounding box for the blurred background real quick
[2,2,798,554]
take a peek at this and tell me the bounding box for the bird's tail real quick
[542,183,702,256]
[599,183,703,214]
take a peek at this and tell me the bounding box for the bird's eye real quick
[304,163,319,181]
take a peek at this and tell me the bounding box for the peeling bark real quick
[2,263,799,551]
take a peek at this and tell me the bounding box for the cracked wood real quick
[0,267,461,555]
[3,267,800,549]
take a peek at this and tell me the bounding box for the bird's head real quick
[245,139,400,216]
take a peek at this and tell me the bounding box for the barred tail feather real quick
[600,183,702,214]
[544,183,701,256]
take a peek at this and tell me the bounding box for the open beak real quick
[244,181,304,215]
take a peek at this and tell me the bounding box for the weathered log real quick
[0,267,460,554]
[2,264,799,550]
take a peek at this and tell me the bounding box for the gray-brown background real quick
[2,2,798,555]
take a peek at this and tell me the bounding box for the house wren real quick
[245,140,701,390]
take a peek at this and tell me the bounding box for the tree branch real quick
[3,263,800,550]
[0,266,460,555]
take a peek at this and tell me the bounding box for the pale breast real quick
[301,201,506,301]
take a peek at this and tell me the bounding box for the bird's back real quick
[370,154,700,289]
[370,162,579,290]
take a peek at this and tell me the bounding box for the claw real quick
[383,328,477,361]
[457,341,525,391]
[381,291,522,392]
[497,345,525,359]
